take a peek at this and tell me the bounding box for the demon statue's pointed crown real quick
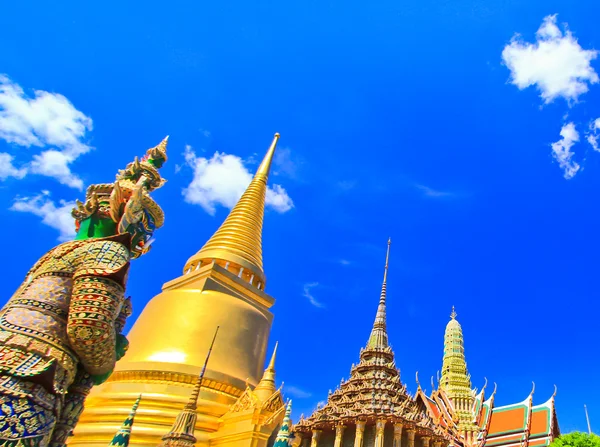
[71,136,168,258]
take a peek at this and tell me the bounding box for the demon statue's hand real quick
[90,334,129,385]
[90,370,112,385]
[116,333,129,361]
[115,296,133,334]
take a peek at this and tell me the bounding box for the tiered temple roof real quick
[294,240,453,447]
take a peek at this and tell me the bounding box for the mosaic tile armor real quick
[0,235,132,447]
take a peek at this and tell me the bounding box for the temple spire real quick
[183,133,281,286]
[440,308,475,430]
[107,395,142,447]
[273,400,293,447]
[158,326,219,447]
[366,238,391,349]
[254,342,278,401]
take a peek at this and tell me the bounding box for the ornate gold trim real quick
[107,370,243,398]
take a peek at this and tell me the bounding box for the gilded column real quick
[407,429,416,447]
[311,429,322,447]
[335,425,346,447]
[422,436,431,447]
[375,420,386,447]
[393,423,403,447]
[355,421,366,447]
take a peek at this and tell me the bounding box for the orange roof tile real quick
[479,405,489,429]
[528,438,551,447]
[530,407,550,437]
[488,405,528,436]
[484,433,526,447]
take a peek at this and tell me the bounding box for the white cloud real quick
[284,385,312,399]
[0,75,93,188]
[29,150,83,189]
[273,147,299,178]
[182,146,294,215]
[0,153,27,180]
[415,184,455,198]
[586,118,600,151]
[302,282,324,308]
[11,192,76,241]
[551,122,580,179]
[501,15,599,104]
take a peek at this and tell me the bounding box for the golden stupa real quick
[71,134,287,447]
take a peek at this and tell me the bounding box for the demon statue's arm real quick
[66,239,131,377]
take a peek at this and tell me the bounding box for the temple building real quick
[292,241,453,447]
[415,311,560,447]
[66,133,560,447]
[291,247,560,447]
[71,134,287,447]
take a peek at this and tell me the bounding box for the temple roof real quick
[295,241,448,440]
[482,387,559,447]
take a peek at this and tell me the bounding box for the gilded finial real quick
[416,371,421,390]
[450,306,457,319]
[492,382,498,396]
[268,341,278,370]
[530,382,535,397]
[254,342,279,402]
[482,377,488,392]
[256,133,280,178]
[383,237,391,285]
[552,385,557,398]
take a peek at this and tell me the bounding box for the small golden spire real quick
[267,341,278,370]
[254,342,278,401]
[183,133,280,286]
[450,306,457,319]
[158,327,219,447]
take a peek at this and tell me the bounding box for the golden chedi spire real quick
[254,342,278,401]
[183,133,280,287]
[366,238,391,349]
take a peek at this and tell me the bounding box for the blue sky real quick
[1,0,599,435]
